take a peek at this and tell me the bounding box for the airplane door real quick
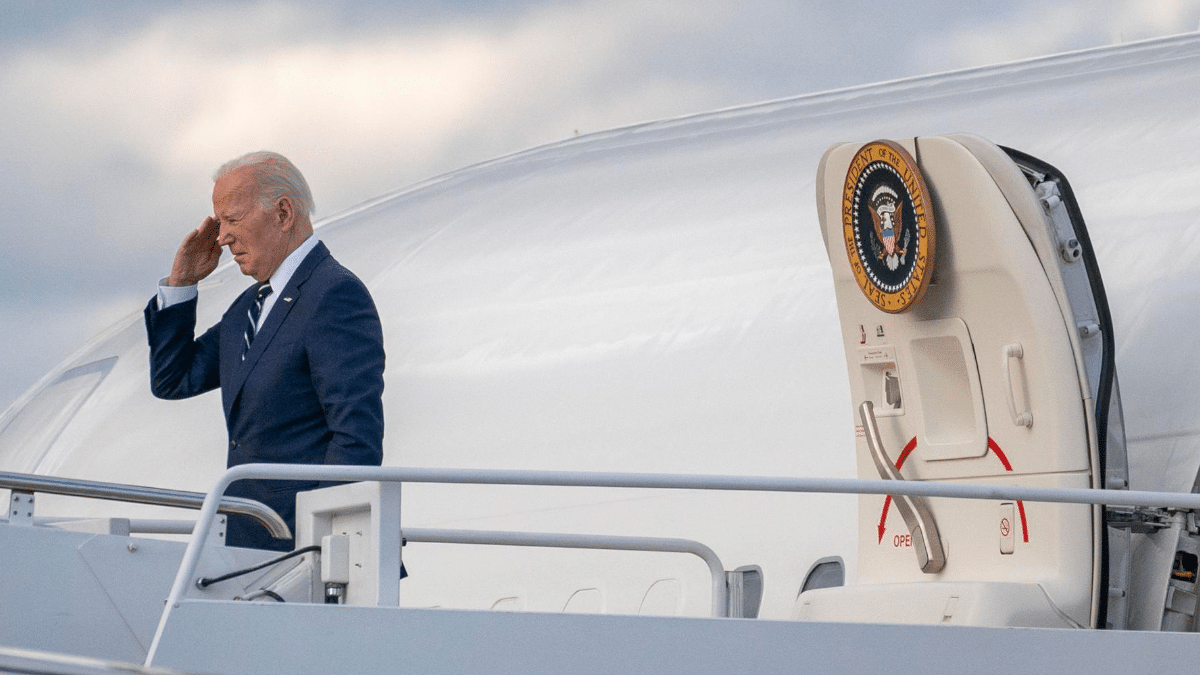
[802,135,1127,629]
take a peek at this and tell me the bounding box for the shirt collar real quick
[269,234,320,293]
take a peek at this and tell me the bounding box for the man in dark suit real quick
[144,151,384,551]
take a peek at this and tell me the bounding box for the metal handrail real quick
[146,463,1200,667]
[403,527,728,617]
[0,470,291,539]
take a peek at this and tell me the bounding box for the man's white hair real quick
[215,151,315,222]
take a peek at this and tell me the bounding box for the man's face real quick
[213,166,290,282]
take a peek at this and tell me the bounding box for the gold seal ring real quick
[841,140,935,313]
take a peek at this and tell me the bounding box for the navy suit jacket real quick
[144,242,385,550]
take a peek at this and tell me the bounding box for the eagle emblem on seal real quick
[868,185,910,271]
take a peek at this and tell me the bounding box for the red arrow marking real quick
[895,437,918,470]
[988,437,1029,542]
[987,437,1013,470]
[878,437,918,542]
[878,496,891,543]
[877,436,1030,544]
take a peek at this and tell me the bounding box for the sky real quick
[1,0,1199,413]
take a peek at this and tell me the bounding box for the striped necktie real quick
[242,281,273,360]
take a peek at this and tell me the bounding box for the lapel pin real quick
[284,297,293,302]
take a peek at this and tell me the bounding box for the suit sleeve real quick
[144,296,222,399]
[307,277,385,469]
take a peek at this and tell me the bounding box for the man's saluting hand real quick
[168,216,222,287]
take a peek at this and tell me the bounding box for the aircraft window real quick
[490,596,524,611]
[0,357,116,473]
[638,579,683,616]
[562,588,603,613]
[799,557,845,595]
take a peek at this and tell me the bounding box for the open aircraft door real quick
[798,135,1131,629]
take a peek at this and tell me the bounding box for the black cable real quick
[235,589,288,602]
[198,545,322,589]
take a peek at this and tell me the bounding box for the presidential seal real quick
[842,140,935,313]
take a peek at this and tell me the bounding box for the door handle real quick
[1003,343,1034,428]
[860,401,946,574]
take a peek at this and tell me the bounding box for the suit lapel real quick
[223,243,330,418]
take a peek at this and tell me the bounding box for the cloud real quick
[0,1,761,217]
[1113,0,1200,40]
[912,0,1200,72]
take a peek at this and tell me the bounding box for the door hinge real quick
[1106,505,1174,533]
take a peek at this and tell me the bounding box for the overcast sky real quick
[1,0,1198,413]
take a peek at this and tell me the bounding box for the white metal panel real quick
[147,601,1200,675]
